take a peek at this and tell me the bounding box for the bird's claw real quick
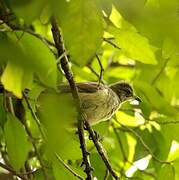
[89,130,100,141]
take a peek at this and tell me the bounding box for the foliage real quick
[0,0,179,179]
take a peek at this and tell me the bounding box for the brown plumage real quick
[59,82,140,125]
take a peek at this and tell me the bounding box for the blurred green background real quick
[0,0,179,179]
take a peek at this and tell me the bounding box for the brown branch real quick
[0,4,55,53]
[51,17,93,180]
[85,121,119,179]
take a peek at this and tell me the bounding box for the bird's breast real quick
[79,88,120,125]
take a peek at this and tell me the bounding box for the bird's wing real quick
[58,82,105,93]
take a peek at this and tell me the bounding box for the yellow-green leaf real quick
[111,28,157,64]
[1,62,33,98]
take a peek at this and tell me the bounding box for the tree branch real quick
[85,121,119,179]
[51,16,120,180]
[51,17,93,180]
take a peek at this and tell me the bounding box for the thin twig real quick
[103,38,121,50]
[104,169,109,180]
[110,62,135,68]
[112,124,156,178]
[13,99,49,180]
[115,120,171,165]
[51,17,93,180]
[23,92,46,139]
[148,119,179,125]
[55,153,84,180]
[23,118,49,180]
[95,54,104,86]
[0,162,28,180]
[151,58,169,85]
[0,8,55,53]
[85,121,119,179]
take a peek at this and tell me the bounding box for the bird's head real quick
[110,82,141,103]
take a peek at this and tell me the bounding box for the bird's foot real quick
[89,130,100,141]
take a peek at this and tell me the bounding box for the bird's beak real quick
[133,95,142,102]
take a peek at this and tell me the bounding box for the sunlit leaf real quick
[11,31,57,88]
[1,62,33,98]
[109,27,157,64]
[0,31,57,93]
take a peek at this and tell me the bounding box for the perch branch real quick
[51,17,93,180]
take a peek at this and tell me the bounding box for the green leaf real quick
[158,164,175,180]
[114,0,179,45]
[90,153,106,178]
[38,91,80,160]
[110,28,157,64]
[52,156,85,180]
[8,0,45,24]
[57,0,103,66]
[4,114,30,170]
[11,31,57,88]
[174,159,179,180]
[134,81,178,117]
[0,31,57,96]
[1,62,33,98]
[135,128,170,162]
[113,0,146,21]
[162,38,178,59]
[161,123,179,144]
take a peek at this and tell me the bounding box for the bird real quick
[58,81,141,125]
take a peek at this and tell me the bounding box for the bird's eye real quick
[125,89,132,96]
